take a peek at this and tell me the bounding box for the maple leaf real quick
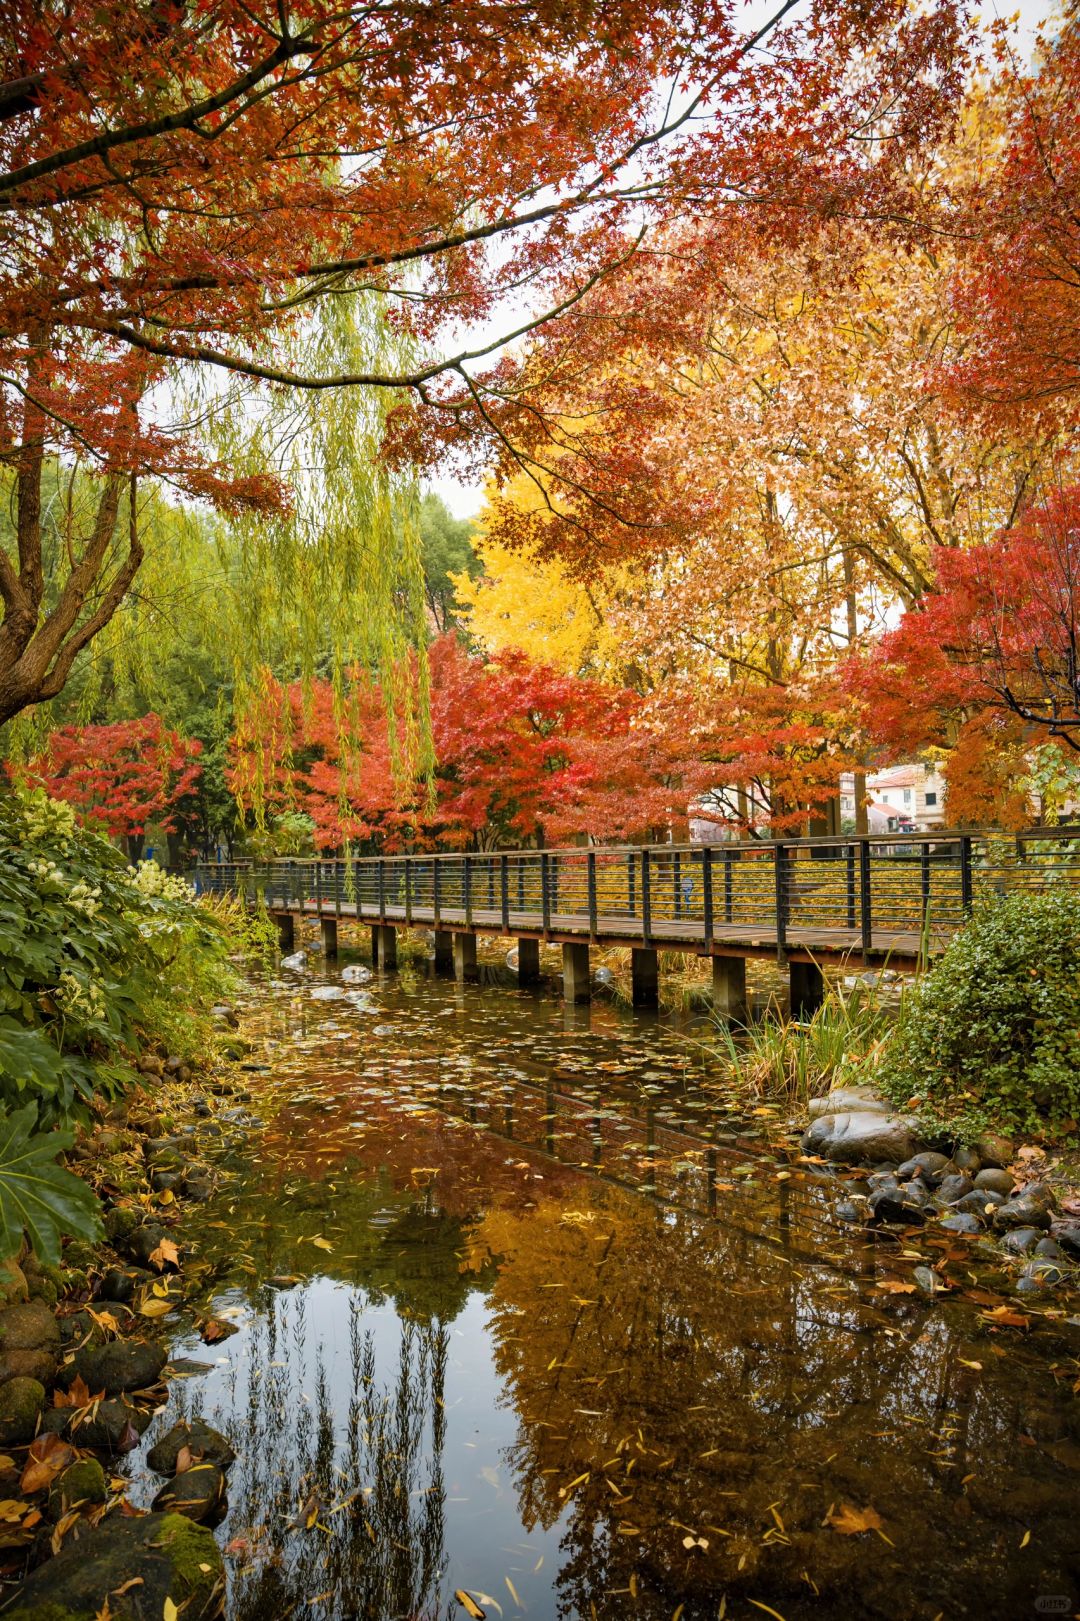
[147,1238,180,1272]
[20,1435,76,1496]
[54,1374,104,1411]
[827,1503,886,1536]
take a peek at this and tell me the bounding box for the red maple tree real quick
[25,713,202,858]
[230,636,684,850]
[845,482,1080,823]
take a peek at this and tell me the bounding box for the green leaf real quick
[0,1104,102,1264]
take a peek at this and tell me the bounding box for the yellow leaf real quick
[455,1591,485,1619]
[164,1599,178,1621]
[1020,1530,1031,1548]
[958,1358,983,1370]
[827,1503,885,1537]
[505,1576,521,1606]
[310,1237,334,1253]
[138,1297,176,1318]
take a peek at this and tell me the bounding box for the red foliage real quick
[230,636,683,850]
[25,714,202,842]
[946,21,1080,420]
[846,483,1080,822]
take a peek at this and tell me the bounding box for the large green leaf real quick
[0,1104,102,1264]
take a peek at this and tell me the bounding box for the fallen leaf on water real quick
[164,1598,179,1621]
[876,1281,917,1294]
[310,1237,334,1253]
[982,1305,1030,1329]
[455,1591,486,1619]
[681,1534,709,1551]
[1020,1530,1031,1548]
[958,1358,983,1370]
[827,1503,887,1537]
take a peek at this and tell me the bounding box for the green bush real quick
[875,889,1080,1138]
[0,788,269,1259]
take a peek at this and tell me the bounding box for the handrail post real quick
[724,847,733,924]
[920,839,931,931]
[377,857,386,921]
[774,842,788,954]
[587,851,598,938]
[845,842,856,930]
[335,858,342,918]
[702,846,714,944]
[463,853,473,927]
[960,833,973,916]
[433,858,441,927]
[673,850,682,919]
[859,837,872,953]
[641,848,652,945]
[541,852,551,936]
[500,854,510,931]
[628,850,636,916]
[314,859,322,914]
[404,857,413,925]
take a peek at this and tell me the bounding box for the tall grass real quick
[703,977,897,1108]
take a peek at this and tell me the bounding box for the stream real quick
[124,932,1080,1620]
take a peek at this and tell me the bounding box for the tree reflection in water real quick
[168,1285,452,1621]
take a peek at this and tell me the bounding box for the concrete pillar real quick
[373,924,397,970]
[711,955,747,1022]
[320,917,338,959]
[631,947,659,1008]
[517,937,541,985]
[433,930,453,974]
[275,913,295,952]
[790,958,824,1020]
[453,931,478,982]
[562,941,591,1003]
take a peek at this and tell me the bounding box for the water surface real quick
[126,937,1080,1620]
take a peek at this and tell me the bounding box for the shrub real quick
[874,889,1080,1138]
[0,788,269,1258]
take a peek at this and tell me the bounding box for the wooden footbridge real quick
[192,828,1079,1015]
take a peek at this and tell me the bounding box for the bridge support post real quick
[517,937,541,985]
[320,918,338,959]
[453,931,478,982]
[562,941,591,1003]
[433,930,454,975]
[275,913,295,953]
[631,947,659,1008]
[789,959,824,1020]
[373,924,397,970]
[711,955,747,1022]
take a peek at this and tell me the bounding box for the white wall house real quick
[841,764,947,831]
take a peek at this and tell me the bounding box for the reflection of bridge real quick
[193,828,1079,1013]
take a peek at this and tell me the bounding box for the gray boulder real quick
[807,1086,891,1121]
[803,1107,917,1166]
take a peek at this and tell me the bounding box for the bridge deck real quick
[193,830,1080,970]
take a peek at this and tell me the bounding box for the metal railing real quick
[190,827,1080,956]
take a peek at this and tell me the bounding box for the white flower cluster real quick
[128,860,195,904]
[68,880,102,917]
[25,856,64,887]
[18,793,76,846]
[57,969,106,1022]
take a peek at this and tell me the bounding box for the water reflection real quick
[125,945,1080,1620]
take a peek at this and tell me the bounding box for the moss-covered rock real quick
[102,1206,141,1243]
[0,1301,60,1355]
[47,1458,106,1519]
[5,1510,223,1620]
[0,1377,44,1444]
[0,1258,29,1306]
[57,1339,166,1397]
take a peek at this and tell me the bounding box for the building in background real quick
[841,763,946,832]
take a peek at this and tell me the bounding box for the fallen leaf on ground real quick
[20,1435,76,1495]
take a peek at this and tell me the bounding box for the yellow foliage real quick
[453,476,628,679]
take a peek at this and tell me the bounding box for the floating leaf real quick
[827,1503,886,1536]
[455,1591,486,1618]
